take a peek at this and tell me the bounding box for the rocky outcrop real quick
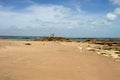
[85,39,120,46]
[86,39,120,61]
[42,37,72,42]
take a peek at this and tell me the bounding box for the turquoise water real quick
[0,36,120,42]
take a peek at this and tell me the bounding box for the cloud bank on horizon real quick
[0,0,120,37]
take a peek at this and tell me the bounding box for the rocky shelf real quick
[34,37,72,42]
[86,39,120,61]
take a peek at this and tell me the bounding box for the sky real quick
[0,0,120,37]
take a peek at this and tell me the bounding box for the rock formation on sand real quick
[85,39,120,61]
[85,39,120,46]
[34,37,72,42]
[43,37,72,42]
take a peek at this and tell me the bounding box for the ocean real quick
[0,36,120,42]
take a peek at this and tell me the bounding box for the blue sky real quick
[0,0,120,37]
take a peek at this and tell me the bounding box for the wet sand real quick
[0,40,120,80]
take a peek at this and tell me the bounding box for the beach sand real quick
[0,40,120,80]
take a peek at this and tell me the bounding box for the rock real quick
[84,38,95,43]
[115,51,120,54]
[33,39,42,41]
[85,39,120,46]
[111,54,119,59]
[87,47,96,51]
[42,37,72,42]
[102,46,112,50]
[24,43,31,45]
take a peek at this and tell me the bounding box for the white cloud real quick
[106,0,120,21]
[0,4,108,31]
[114,8,120,15]
[106,8,120,21]
[25,5,72,21]
[0,5,72,29]
[110,0,120,5]
[106,13,117,21]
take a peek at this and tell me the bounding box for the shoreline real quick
[0,39,120,60]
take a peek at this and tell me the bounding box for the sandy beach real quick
[0,40,120,80]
